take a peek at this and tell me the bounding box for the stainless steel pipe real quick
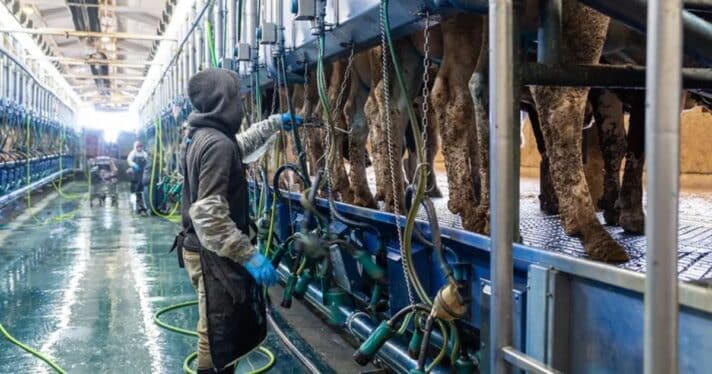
[644,0,682,373]
[489,0,516,372]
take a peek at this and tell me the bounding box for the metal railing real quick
[488,0,683,373]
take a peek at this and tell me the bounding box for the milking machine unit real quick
[0,44,78,208]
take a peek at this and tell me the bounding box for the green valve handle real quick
[455,356,476,374]
[325,288,347,326]
[408,328,423,359]
[353,250,385,280]
[353,321,394,366]
[281,274,297,308]
[294,269,315,298]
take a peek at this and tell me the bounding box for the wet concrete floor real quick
[0,183,307,373]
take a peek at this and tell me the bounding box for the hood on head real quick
[187,68,243,135]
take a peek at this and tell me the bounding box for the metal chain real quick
[301,63,310,164]
[332,44,355,135]
[381,1,415,305]
[270,77,278,115]
[419,13,432,183]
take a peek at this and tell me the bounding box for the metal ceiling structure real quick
[1,0,178,110]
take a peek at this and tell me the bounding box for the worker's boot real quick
[196,363,236,374]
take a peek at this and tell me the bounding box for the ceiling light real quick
[21,6,34,16]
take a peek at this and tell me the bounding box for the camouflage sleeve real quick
[235,114,282,156]
[189,195,255,263]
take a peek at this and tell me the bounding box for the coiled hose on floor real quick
[153,300,276,374]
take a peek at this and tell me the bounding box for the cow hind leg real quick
[345,86,378,208]
[617,92,645,234]
[524,101,560,215]
[592,89,626,226]
[530,1,627,262]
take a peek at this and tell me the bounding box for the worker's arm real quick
[188,140,254,264]
[126,150,137,168]
[235,114,282,156]
[235,113,303,156]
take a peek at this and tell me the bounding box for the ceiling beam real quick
[0,28,177,41]
[39,7,70,20]
[27,56,161,68]
[63,74,146,81]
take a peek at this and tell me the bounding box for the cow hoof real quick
[462,207,489,235]
[602,208,620,226]
[619,210,645,235]
[353,195,378,209]
[583,225,629,263]
[539,194,560,215]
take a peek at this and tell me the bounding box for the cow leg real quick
[530,1,627,262]
[344,68,378,208]
[434,15,483,232]
[524,101,560,214]
[363,48,388,203]
[469,42,489,234]
[591,89,627,225]
[617,92,645,234]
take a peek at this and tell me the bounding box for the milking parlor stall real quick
[135,0,712,372]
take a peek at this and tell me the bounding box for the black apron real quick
[173,127,267,368]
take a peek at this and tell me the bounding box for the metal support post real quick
[215,0,226,61]
[207,0,215,68]
[489,0,515,373]
[537,0,561,65]
[227,0,236,59]
[644,0,682,373]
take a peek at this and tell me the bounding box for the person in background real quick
[126,140,148,214]
[175,68,302,373]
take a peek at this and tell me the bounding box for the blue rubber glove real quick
[280,112,303,131]
[244,252,279,286]
[132,164,141,173]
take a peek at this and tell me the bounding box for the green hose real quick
[381,0,432,305]
[0,323,67,374]
[153,300,276,374]
[205,20,220,68]
[149,117,181,222]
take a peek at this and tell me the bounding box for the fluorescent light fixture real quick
[131,0,194,113]
[21,5,34,16]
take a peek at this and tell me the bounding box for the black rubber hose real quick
[327,188,383,241]
[272,163,309,200]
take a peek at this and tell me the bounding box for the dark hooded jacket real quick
[180,68,266,369]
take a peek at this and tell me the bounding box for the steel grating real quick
[365,173,712,282]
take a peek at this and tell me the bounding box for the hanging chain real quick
[300,62,310,164]
[381,1,415,305]
[270,77,279,115]
[419,12,432,183]
[332,44,355,135]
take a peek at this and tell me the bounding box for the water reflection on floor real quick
[0,184,304,373]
